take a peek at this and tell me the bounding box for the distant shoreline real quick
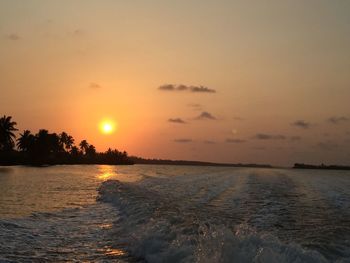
[131,157,273,168]
[0,153,273,168]
[2,153,350,171]
[293,163,350,171]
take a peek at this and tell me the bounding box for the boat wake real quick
[97,178,345,263]
[1,166,350,262]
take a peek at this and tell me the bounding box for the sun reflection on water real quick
[99,223,113,229]
[105,248,126,256]
[98,172,113,180]
[99,247,126,257]
[96,165,143,182]
[97,166,116,181]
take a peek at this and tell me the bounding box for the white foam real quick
[98,178,349,262]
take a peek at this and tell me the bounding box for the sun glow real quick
[99,120,116,134]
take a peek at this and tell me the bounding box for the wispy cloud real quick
[292,120,311,129]
[177,84,188,91]
[159,84,175,91]
[254,133,286,140]
[327,116,349,124]
[5,34,20,40]
[203,140,216,144]
[174,138,192,143]
[89,82,102,89]
[158,84,216,93]
[195,111,217,120]
[190,86,216,93]
[226,138,246,143]
[168,118,187,124]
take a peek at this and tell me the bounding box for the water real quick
[0,165,350,262]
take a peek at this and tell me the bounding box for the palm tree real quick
[17,130,34,152]
[48,133,62,153]
[70,146,80,156]
[86,144,96,157]
[60,132,75,152]
[34,129,61,155]
[37,129,49,138]
[65,135,74,150]
[35,129,49,154]
[79,140,89,154]
[0,115,18,151]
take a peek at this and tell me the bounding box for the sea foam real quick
[98,179,343,263]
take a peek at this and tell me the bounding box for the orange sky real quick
[1,1,350,166]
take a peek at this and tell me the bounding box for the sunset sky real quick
[1,0,350,166]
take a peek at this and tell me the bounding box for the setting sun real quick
[99,120,116,134]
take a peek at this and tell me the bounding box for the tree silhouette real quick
[17,130,34,152]
[70,146,80,157]
[29,130,62,162]
[86,144,96,157]
[0,115,18,152]
[60,132,74,152]
[0,115,133,165]
[79,140,89,154]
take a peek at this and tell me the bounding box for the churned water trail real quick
[1,165,350,262]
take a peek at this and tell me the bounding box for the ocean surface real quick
[0,165,350,262]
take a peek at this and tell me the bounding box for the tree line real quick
[0,115,133,165]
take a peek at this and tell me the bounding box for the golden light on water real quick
[97,165,143,182]
[104,248,126,256]
[99,223,113,229]
[98,247,126,257]
[97,166,115,180]
[98,172,113,180]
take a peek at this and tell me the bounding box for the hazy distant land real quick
[131,156,272,168]
[293,163,350,171]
